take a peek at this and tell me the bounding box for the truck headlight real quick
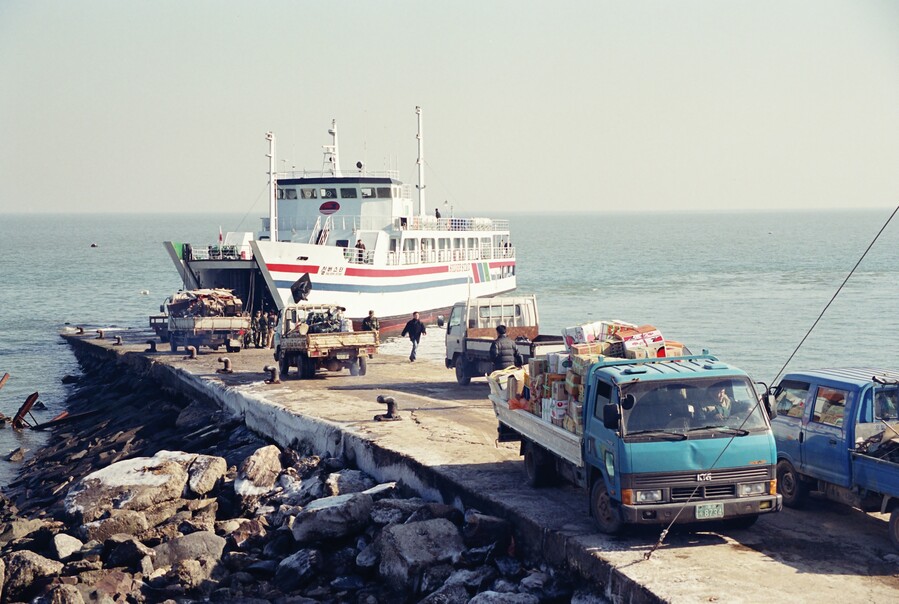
[635,489,663,503]
[738,482,768,497]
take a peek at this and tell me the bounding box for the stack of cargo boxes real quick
[506,320,686,436]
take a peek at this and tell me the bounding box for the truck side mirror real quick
[763,393,777,419]
[603,403,621,430]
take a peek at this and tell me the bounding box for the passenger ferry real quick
[164,108,517,336]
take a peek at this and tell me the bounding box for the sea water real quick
[2,209,898,486]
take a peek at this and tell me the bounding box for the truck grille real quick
[630,466,771,501]
[671,484,735,501]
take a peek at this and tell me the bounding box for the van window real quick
[774,380,810,419]
[478,305,521,320]
[812,387,849,427]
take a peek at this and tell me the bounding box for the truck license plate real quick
[335,353,350,360]
[695,503,724,520]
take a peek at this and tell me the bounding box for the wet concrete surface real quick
[62,329,899,602]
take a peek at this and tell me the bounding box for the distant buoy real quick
[90,243,98,248]
[140,290,150,295]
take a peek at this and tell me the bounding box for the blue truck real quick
[770,368,899,549]
[490,353,782,533]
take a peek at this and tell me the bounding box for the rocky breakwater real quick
[1,443,606,603]
[0,344,606,603]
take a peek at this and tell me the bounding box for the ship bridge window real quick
[340,188,358,198]
[301,189,317,199]
[376,187,392,198]
[320,188,337,199]
[361,188,375,198]
[278,188,298,200]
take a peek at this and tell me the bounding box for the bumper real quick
[620,494,782,525]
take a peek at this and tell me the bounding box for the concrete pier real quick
[62,331,899,603]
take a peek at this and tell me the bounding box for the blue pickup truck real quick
[491,353,782,533]
[771,368,899,549]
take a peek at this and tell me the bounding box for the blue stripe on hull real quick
[272,276,474,293]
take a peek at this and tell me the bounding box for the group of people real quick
[246,310,278,349]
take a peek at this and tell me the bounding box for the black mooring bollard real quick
[375,394,402,421]
[96,329,104,339]
[183,346,197,360]
[263,365,280,384]
[217,357,233,374]
[145,340,157,353]
[113,336,123,346]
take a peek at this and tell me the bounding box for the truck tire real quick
[890,509,899,551]
[300,354,315,380]
[523,441,553,488]
[777,460,809,508]
[352,356,367,376]
[590,479,624,535]
[455,362,471,386]
[279,353,291,379]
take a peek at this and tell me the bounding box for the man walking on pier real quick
[401,311,426,362]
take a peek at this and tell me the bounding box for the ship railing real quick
[342,248,374,265]
[276,168,401,180]
[185,244,254,261]
[394,216,510,232]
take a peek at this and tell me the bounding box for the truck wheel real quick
[350,356,367,376]
[889,509,899,551]
[300,354,315,380]
[590,479,624,535]
[777,460,808,508]
[523,442,552,488]
[455,362,471,386]
[279,353,291,379]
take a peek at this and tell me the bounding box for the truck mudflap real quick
[619,494,782,525]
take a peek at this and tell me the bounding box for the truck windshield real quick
[621,376,768,437]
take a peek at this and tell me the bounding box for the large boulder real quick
[0,518,44,546]
[273,548,321,591]
[64,455,189,523]
[50,533,84,562]
[468,592,540,604]
[234,445,282,498]
[81,509,149,542]
[186,455,227,496]
[324,469,376,496]
[153,530,226,568]
[291,492,373,543]
[2,550,64,602]
[377,518,466,591]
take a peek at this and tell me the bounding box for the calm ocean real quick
[2,209,898,485]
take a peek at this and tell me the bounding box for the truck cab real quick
[445,296,564,384]
[588,356,781,531]
[770,368,899,548]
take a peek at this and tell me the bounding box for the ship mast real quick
[416,106,426,217]
[324,120,342,177]
[266,132,278,243]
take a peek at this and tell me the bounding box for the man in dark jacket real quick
[401,311,426,362]
[489,324,519,371]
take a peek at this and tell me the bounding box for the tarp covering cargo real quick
[167,289,244,318]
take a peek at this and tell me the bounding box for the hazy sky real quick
[2,1,899,215]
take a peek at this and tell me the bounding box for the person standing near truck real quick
[362,310,380,336]
[489,324,519,371]
[401,311,426,362]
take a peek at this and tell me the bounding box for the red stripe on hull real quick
[350,306,452,339]
[265,263,452,278]
[489,260,515,268]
